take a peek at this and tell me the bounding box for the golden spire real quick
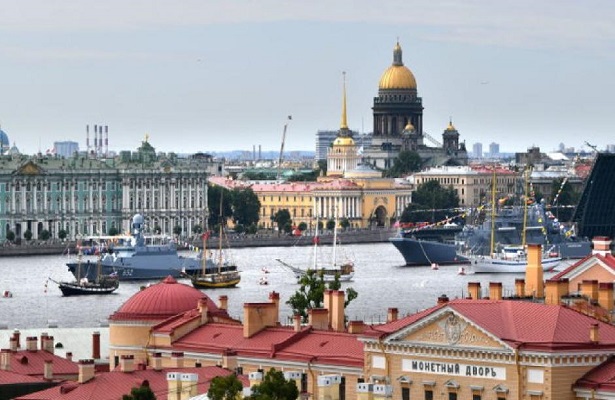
[340,71,348,130]
[144,133,150,143]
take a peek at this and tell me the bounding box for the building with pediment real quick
[0,139,221,242]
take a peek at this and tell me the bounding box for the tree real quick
[24,230,33,241]
[208,373,243,400]
[287,269,358,322]
[6,230,15,241]
[297,222,308,232]
[326,219,335,231]
[385,150,423,177]
[208,185,233,228]
[122,384,157,400]
[192,224,203,234]
[247,368,299,400]
[39,229,51,240]
[340,218,350,230]
[173,225,182,237]
[273,209,292,234]
[108,227,119,236]
[404,180,460,223]
[231,187,261,227]
[58,229,67,240]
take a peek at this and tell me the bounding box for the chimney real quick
[599,282,614,319]
[437,294,449,305]
[515,279,526,297]
[0,349,11,371]
[293,315,302,332]
[120,355,135,373]
[92,331,101,360]
[26,336,37,351]
[152,352,163,371]
[308,308,329,330]
[243,302,277,338]
[66,352,73,362]
[43,335,54,354]
[13,330,20,349]
[171,352,184,368]
[323,290,333,326]
[592,236,612,256]
[218,295,228,311]
[198,298,209,324]
[545,279,566,305]
[468,282,481,299]
[78,359,95,383]
[581,280,599,303]
[9,338,17,352]
[489,282,503,300]
[269,291,280,325]
[387,308,399,323]
[44,360,53,380]
[348,321,365,334]
[40,333,48,351]
[167,372,182,400]
[331,290,345,332]
[180,373,198,399]
[525,244,544,298]
[222,349,237,370]
[590,323,600,343]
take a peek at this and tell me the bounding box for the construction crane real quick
[277,115,292,182]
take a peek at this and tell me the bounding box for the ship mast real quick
[490,166,496,256]
[218,191,224,274]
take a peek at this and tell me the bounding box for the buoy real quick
[3,290,12,298]
[457,267,466,275]
[431,263,439,270]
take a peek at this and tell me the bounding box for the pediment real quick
[15,161,45,176]
[386,309,507,350]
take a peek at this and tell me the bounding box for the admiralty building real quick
[0,138,220,242]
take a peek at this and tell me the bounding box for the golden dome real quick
[404,122,415,131]
[378,41,417,90]
[333,136,355,146]
[446,119,456,131]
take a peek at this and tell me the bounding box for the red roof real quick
[15,366,248,400]
[0,369,45,385]
[164,323,364,367]
[2,350,78,378]
[109,276,217,321]
[370,299,615,351]
[575,356,615,391]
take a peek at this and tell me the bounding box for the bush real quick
[24,230,33,241]
[39,230,51,240]
[58,229,68,240]
[108,227,119,236]
[298,222,307,231]
[6,230,15,241]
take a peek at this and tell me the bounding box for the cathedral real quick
[362,41,468,170]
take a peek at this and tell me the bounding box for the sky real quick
[1,0,615,156]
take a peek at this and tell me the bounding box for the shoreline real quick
[0,228,398,257]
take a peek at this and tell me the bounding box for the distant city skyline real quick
[1,1,614,155]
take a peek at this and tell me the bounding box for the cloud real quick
[2,0,615,52]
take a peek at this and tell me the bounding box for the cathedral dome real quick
[378,42,417,90]
[333,136,355,146]
[0,127,9,149]
[109,276,218,321]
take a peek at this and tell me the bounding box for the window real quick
[425,390,433,400]
[448,393,457,400]
[402,387,410,400]
[473,395,482,400]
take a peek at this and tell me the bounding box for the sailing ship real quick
[277,210,355,282]
[52,245,119,296]
[471,167,561,273]
[185,194,241,289]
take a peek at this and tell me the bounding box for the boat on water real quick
[389,223,470,267]
[471,167,562,274]
[277,211,355,282]
[53,252,119,296]
[66,214,203,281]
[184,194,241,289]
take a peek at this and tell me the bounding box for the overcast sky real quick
[1,0,614,155]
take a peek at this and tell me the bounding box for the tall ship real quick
[66,214,203,281]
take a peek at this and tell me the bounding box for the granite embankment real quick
[0,228,398,257]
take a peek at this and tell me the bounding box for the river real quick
[0,242,572,329]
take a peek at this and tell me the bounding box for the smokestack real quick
[253,145,256,161]
[105,126,109,157]
[86,125,90,152]
[94,125,98,154]
[259,145,261,160]
[92,331,101,360]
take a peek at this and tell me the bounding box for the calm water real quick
[0,243,571,329]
